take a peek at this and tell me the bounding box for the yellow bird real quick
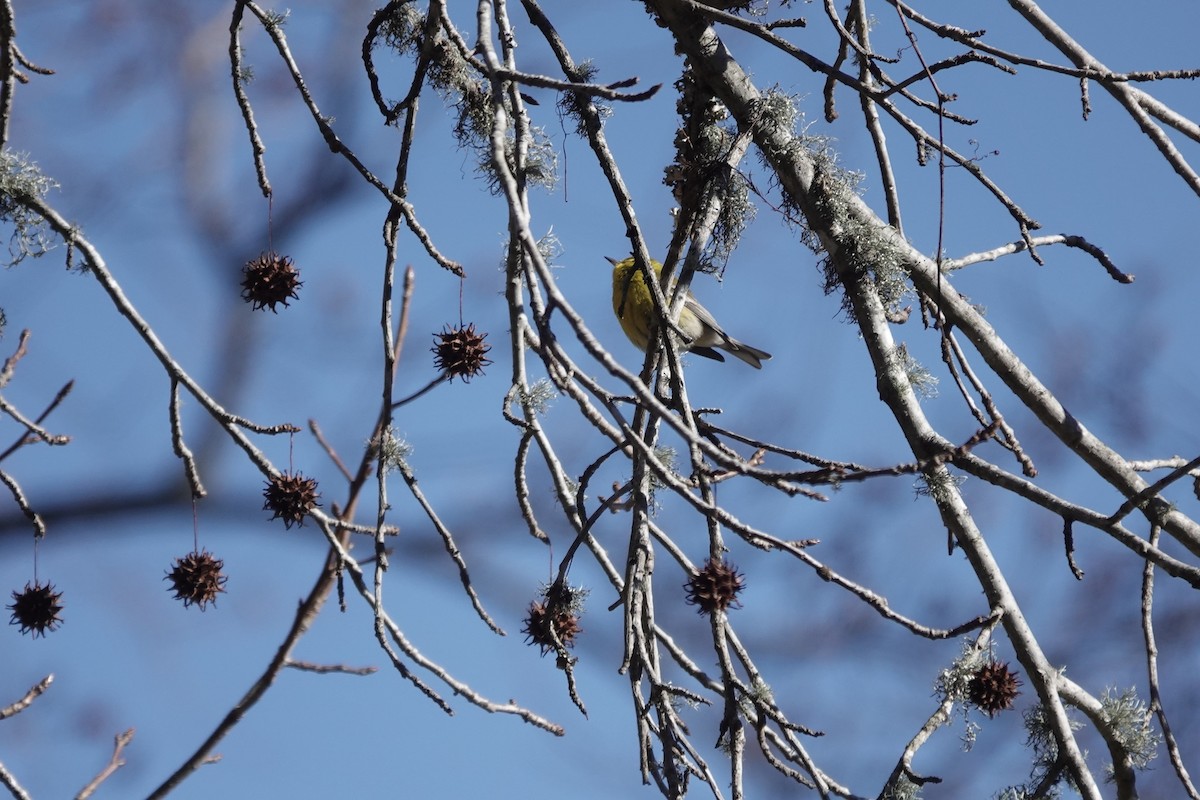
[608,256,771,369]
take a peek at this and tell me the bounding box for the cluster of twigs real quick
[1,1,1199,798]
[490,1,1200,798]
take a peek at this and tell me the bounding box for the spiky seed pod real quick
[241,251,302,312]
[684,558,745,615]
[263,471,320,529]
[432,323,492,382]
[7,581,64,637]
[968,660,1022,717]
[522,600,582,656]
[165,550,228,610]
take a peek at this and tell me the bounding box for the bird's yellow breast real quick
[611,259,657,351]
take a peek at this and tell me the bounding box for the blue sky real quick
[2,2,1199,798]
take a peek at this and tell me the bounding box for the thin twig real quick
[0,674,52,720]
[75,729,135,800]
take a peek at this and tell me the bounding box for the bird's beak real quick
[604,256,619,266]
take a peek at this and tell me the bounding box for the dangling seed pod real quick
[522,583,585,656]
[165,550,228,610]
[262,471,320,529]
[7,581,64,637]
[522,601,583,656]
[968,660,1022,717]
[241,251,302,312]
[432,323,492,382]
[684,558,744,615]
